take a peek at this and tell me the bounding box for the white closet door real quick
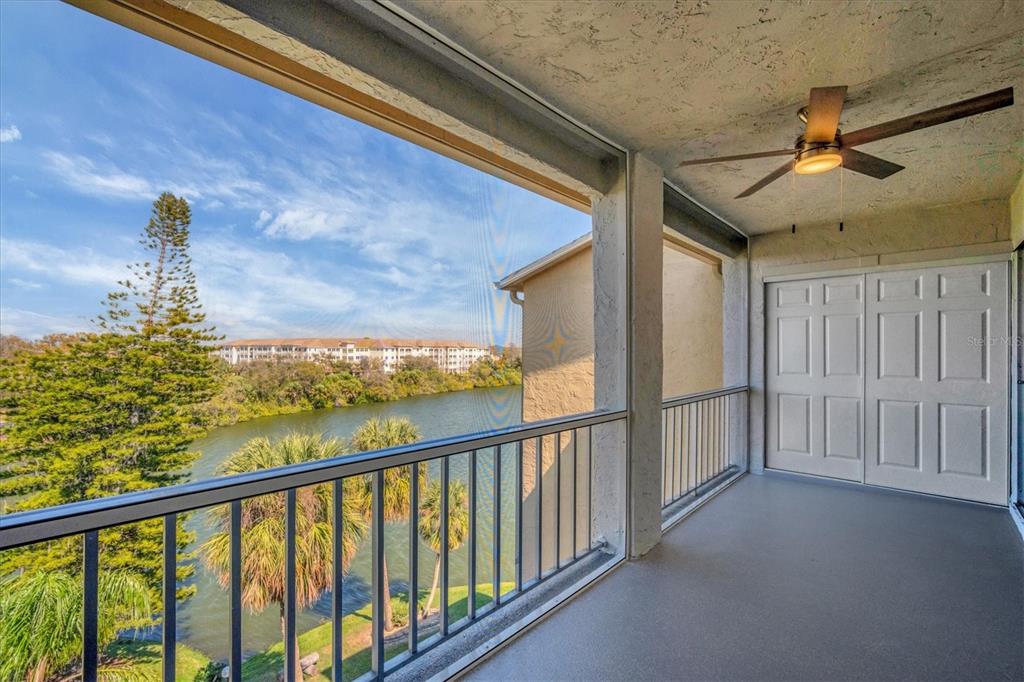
[766,275,864,481]
[865,262,1008,504]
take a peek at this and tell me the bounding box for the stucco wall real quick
[747,197,1012,472]
[520,242,723,422]
[663,246,723,398]
[521,248,596,422]
[1012,175,1024,250]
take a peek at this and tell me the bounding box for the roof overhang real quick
[496,227,725,293]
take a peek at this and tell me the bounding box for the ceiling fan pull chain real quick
[791,158,797,234]
[839,156,845,232]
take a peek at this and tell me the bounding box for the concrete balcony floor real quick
[467,473,1024,681]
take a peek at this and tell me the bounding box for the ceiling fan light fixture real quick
[794,145,842,175]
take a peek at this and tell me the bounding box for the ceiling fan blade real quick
[679,149,795,166]
[805,86,848,143]
[840,148,904,179]
[735,160,793,198]
[842,87,1014,147]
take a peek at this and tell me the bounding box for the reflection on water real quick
[178,385,521,661]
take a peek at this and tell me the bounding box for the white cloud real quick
[1,238,126,287]
[0,307,91,338]
[0,125,21,143]
[7,278,45,290]
[189,238,359,338]
[0,236,360,339]
[44,151,154,200]
[261,204,358,241]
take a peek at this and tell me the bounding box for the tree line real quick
[1,338,522,428]
[197,351,520,427]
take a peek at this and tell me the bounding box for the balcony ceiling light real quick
[794,145,842,175]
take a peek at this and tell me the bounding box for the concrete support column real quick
[592,153,664,559]
[722,251,750,471]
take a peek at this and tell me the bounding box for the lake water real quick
[178,386,523,660]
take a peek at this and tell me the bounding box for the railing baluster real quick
[371,471,385,677]
[587,426,593,551]
[674,408,680,499]
[468,450,477,621]
[572,429,578,560]
[726,395,732,469]
[492,446,501,607]
[515,440,523,593]
[701,400,707,484]
[688,404,695,492]
[677,406,684,496]
[163,514,176,682]
[712,395,720,475]
[700,400,706,483]
[717,398,723,475]
[706,400,713,482]
[716,399,724,473]
[333,480,344,680]
[715,399,721,476]
[679,406,686,495]
[83,530,98,682]
[696,401,704,491]
[671,405,679,497]
[718,397,725,475]
[440,456,450,636]
[662,409,669,505]
[669,407,676,498]
[709,398,715,478]
[230,500,242,682]
[285,489,297,682]
[710,398,716,476]
[555,432,562,569]
[535,436,543,580]
[408,464,419,652]
[685,405,692,493]
[664,407,671,503]
[726,397,732,471]
[663,405,671,501]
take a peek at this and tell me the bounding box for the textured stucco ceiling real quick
[397,0,1024,234]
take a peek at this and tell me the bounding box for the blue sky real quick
[0,1,590,347]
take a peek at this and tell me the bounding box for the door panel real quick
[865,262,1008,504]
[766,275,864,480]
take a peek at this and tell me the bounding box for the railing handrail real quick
[0,408,626,550]
[661,385,748,409]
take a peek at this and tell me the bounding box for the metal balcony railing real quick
[661,386,748,510]
[0,409,626,682]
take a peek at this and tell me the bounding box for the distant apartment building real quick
[217,337,491,373]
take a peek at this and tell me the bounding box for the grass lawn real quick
[107,640,211,682]
[243,582,516,681]
[110,582,515,681]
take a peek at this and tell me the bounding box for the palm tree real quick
[350,417,423,632]
[201,433,367,681]
[418,479,469,619]
[0,570,152,682]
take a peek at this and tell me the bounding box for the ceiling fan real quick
[679,86,1015,199]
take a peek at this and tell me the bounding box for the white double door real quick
[766,261,1008,505]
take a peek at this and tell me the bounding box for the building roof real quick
[222,337,484,349]
[495,232,592,293]
[495,229,722,292]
